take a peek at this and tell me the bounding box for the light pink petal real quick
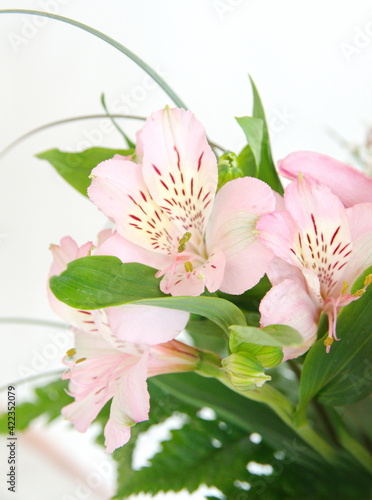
[106,304,189,345]
[284,176,349,233]
[104,353,150,453]
[285,177,352,294]
[73,326,118,358]
[260,279,319,361]
[133,129,144,163]
[206,177,276,294]
[278,151,372,207]
[257,210,298,265]
[141,107,217,241]
[160,264,206,297]
[260,177,354,301]
[219,238,273,295]
[341,203,372,286]
[88,159,180,254]
[112,153,133,161]
[266,256,307,287]
[104,420,131,454]
[49,236,93,276]
[95,231,169,271]
[62,386,113,433]
[48,237,94,326]
[96,228,114,246]
[203,247,226,293]
[273,191,285,211]
[158,247,225,296]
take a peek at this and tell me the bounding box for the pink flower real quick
[48,235,200,452]
[257,175,372,356]
[278,151,372,208]
[88,107,275,296]
[62,310,201,453]
[49,235,189,345]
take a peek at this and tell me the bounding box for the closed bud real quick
[235,342,283,368]
[221,352,271,392]
[217,151,244,190]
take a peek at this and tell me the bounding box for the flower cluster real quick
[48,107,372,452]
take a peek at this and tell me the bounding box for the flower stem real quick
[0,369,64,392]
[0,317,67,329]
[328,408,372,473]
[222,379,339,464]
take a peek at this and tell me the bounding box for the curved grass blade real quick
[0,114,145,160]
[0,9,187,109]
[100,93,135,149]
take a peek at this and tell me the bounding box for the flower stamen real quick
[178,232,192,253]
[184,261,193,273]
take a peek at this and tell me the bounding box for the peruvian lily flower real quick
[278,151,372,208]
[62,311,202,453]
[48,235,189,345]
[88,107,276,296]
[48,236,202,452]
[257,175,372,354]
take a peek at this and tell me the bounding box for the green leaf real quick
[49,256,247,333]
[0,9,187,109]
[149,373,318,464]
[116,374,371,500]
[299,268,372,408]
[235,116,264,170]
[50,257,163,307]
[236,77,283,194]
[36,147,133,196]
[186,318,228,355]
[229,324,303,350]
[0,379,70,433]
[117,410,275,498]
[236,144,258,177]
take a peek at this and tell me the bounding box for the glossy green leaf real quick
[150,373,318,463]
[36,147,133,196]
[50,257,163,307]
[236,77,283,194]
[185,318,227,355]
[229,324,303,351]
[235,116,264,169]
[116,381,372,500]
[299,268,372,408]
[49,256,247,333]
[236,144,257,177]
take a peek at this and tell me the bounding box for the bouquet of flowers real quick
[1,9,371,500]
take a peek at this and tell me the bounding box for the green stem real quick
[0,114,145,160]
[100,94,135,149]
[0,369,64,392]
[222,379,339,464]
[329,408,372,473]
[0,317,67,329]
[196,352,338,463]
[0,113,225,161]
[0,10,188,109]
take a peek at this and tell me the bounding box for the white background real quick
[0,0,371,499]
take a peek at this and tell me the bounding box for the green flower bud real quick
[235,342,283,369]
[221,352,271,392]
[217,151,244,190]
